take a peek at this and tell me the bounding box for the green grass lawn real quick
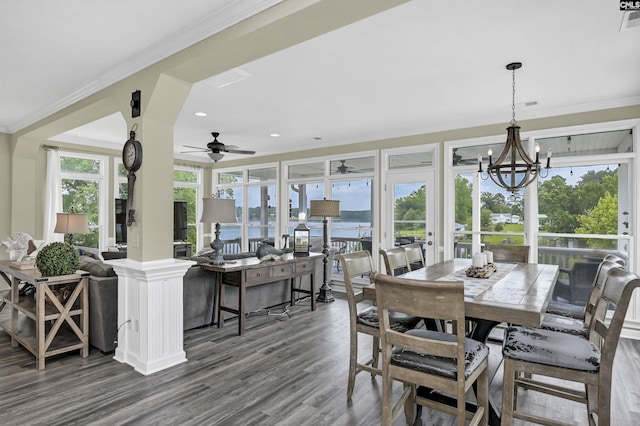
[458,223,525,245]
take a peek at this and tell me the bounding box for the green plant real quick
[35,242,79,276]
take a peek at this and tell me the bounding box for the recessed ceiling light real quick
[194,112,207,117]
[270,133,280,137]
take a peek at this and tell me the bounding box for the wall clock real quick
[123,130,142,226]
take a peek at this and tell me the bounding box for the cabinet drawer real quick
[246,267,271,283]
[272,263,294,277]
[296,259,315,273]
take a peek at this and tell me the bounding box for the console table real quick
[0,260,89,370]
[201,252,322,336]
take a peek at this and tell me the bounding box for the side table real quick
[0,260,89,370]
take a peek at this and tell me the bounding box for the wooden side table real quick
[0,260,89,370]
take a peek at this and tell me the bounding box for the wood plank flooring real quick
[0,294,638,425]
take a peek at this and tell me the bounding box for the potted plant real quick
[35,242,79,277]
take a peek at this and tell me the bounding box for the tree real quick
[481,192,510,213]
[576,192,618,248]
[454,176,472,227]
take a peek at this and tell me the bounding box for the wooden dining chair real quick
[539,258,625,339]
[546,253,626,319]
[484,244,529,263]
[402,243,425,271]
[372,272,489,426]
[338,251,422,399]
[501,267,640,425]
[379,247,410,276]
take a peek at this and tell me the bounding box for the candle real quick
[473,253,484,268]
[485,251,494,264]
[482,254,488,266]
[535,144,540,164]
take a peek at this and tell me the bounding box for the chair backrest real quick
[338,250,375,320]
[379,247,410,276]
[484,244,529,263]
[402,243,425,271]
[584,260,625,325]
[371,272,467,376]
[590,268,640,371]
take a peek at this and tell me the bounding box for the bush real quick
[36,242,79,276]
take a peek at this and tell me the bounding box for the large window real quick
[60,152,108,249]
[174,167,202,250]
[213,164,278,253]
[285,155,376,269]
[447,125,636,278]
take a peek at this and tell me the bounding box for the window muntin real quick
[389,151,433,169]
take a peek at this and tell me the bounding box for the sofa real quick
[80,255,217,353]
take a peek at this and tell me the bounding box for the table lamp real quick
[54,211,89,246]
[310,198,340,303]
[200,197,237,265]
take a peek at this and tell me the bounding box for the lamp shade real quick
[310,199,340,217]
[200,198,237,224]
[54,212,89,234]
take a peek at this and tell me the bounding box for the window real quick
[60,152,108,249]
[285,154,376,268]
[446,124,636,275]
[213,164,278,253]
[174,167,202,250]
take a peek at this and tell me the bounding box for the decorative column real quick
[106,257,195,375]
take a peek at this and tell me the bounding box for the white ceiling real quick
[3,1,640,163]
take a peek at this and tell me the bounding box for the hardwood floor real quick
[0,294,638,425]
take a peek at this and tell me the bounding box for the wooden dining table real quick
[362,258,559,425]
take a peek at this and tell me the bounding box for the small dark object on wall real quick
[131,90,141,117]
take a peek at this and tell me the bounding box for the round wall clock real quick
[123,138,143,172]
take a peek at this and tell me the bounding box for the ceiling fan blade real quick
[183,145,208,151]
[225,149,256,155]
[180,149,209,154]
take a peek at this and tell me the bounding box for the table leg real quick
[310,272,316,311]
[217,272,225,329]
[237,272,246,336]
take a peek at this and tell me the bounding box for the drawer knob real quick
[256,272,261,277]
[281,268,285,272]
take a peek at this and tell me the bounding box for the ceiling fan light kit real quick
[478,62,551,193]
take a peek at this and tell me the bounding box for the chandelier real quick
[479,62,551,193]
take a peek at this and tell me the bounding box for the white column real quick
[105,257,195,375]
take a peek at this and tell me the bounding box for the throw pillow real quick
[79,256,116,277]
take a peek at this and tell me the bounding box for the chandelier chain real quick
[511,67,517,126]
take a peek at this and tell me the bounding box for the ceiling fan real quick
[182,132,256,162]
[452,148,476,166]
[335,160,358,174]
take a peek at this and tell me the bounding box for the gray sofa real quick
[80,256,217,353]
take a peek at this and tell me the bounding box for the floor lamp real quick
[310,198,340,303]
[200,197,237,265]
[54,211,89,246]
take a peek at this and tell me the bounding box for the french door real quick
[384,170,436,265]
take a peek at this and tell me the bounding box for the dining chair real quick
[546,253,626,319]
[338,251,422,399]
[540,257,625,339]
[501,267,640,425]
[484,244,529,263]
[402,243,425,271]
[379,247,410,276]
[372,272,489,426]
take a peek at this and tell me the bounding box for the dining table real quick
[362,258,559,425]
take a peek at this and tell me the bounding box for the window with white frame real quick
[174,166,203,251]
[446,124,636,289]
[60,152,109,249]
[213,164,278,253]
[285,155,376,261]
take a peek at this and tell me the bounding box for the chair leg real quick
[347,330,358,398]
[501,358,516,426]
[381,368,394,426]
[403,384,417,424]
[371,335,380,375]
[477,367,488,426]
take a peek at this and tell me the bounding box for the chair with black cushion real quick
[546,253,626,319]
[403,243,425,271]
[540,258,625,339]
[373,272,489,426]
[484,244,529,263]
[379,247,410,276]
[551,260,601,307]
[338,251,422,399]
[501,267,640,425]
